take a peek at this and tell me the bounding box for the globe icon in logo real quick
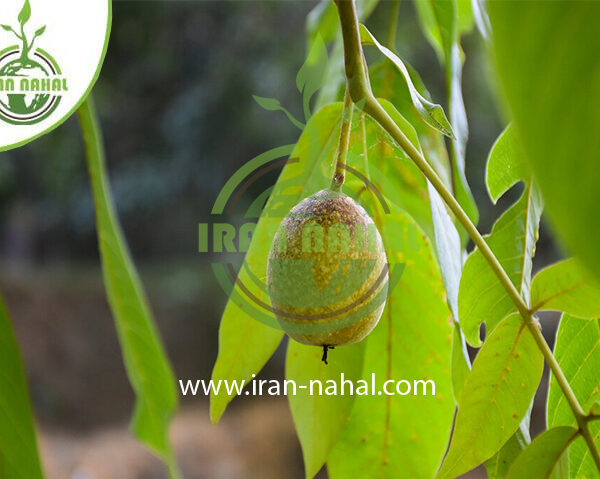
[0,55,54,120]
[0,1,64,125]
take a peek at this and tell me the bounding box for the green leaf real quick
[456,0,475,36]
[489,1,600,284]
[450,322,470,403]
[530,259,600,318]
[286,340,366,479]
[413,0,444,61]
[0,295,44,479]
[211,104,345,424]
[548,315,600,478]
[369,60,453,190]
[437,313,544,479]
[253,95,305,130]
[484,424,531,479]
[369,70,469,394]
[485,124,531,204]
[18,0,30,26]
[505,426,577,479]
[328,212,454,479]
[414,0,479,244]
[34,25,45,37]
[378,97,471,403]
[360,24,455,138]
[429,185,461,322]
[1,24,12,32]
[348,100,434,240]
[590,401,600,417]
[77,100,180,477]
[458,127,543,347]
[328,107,454,478]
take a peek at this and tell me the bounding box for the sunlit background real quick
[0,1,563,478]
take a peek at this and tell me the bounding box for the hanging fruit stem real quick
[331,88,354,191]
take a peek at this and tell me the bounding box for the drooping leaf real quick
[253,96,304,130]
[414,0,479,244]
[369,61,470,395]
[383,98,472,403]
[548,315,600,478]
[0,295,45,479]
[458,127,543,346]
[530,259,600,318]
[360,24,454,138]
[489,1,600,284]
[18,0,31,26]
[211,104,344,424]
[437,313,544,479]
[328,107,454,478]
[286,340,366,479]
[77,100,180,477]
[505,426,577,479]
[328,212,454,479]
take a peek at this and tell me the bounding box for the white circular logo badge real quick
[0,0,111,151]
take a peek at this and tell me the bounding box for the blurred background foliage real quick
[0,1,562,478]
